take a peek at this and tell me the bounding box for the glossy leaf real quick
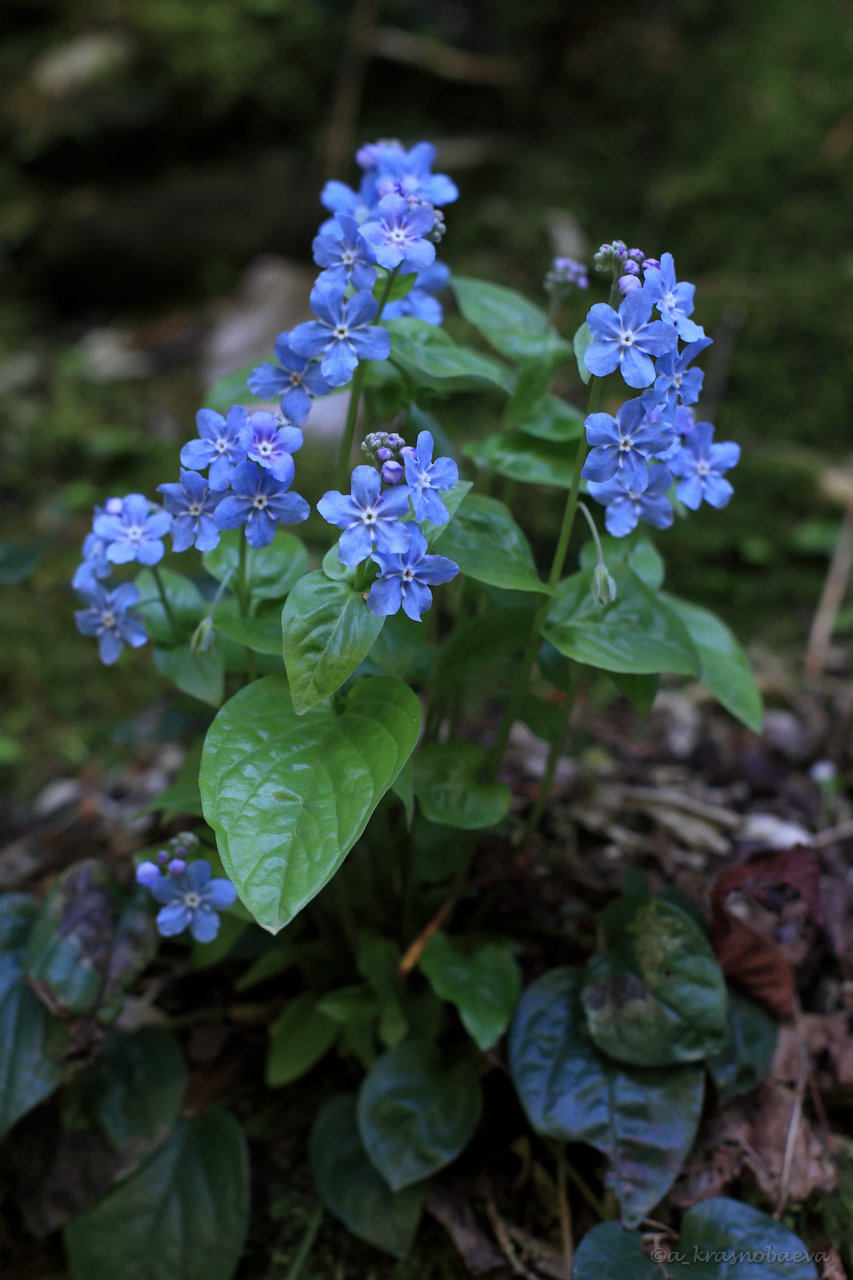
[610,671,660,714]
[581,895,728,1067]
[436,494,549,594]
[282,571,385,714]
[200,676,420,932]
[662,594,763,732]
[413,741,511,830]
[707,988,778,1102]
[357,1040,482,1191]
[573,321,593,384]
[387,317,512,393]
[375,270,415,304]
[266,992,338,1086]
[579,535,665,590]
[0,894,68,1137]
[451,276,553,359]
[420,479,473,546]
[420,933,521,1049]
[542,566,699,676]
[466,431,579,489]
[213,612,282,655]
[134,569,205,644]
[203,529,307,600]
[509,968,704,1227]
[64,1110,249,1280]
[309,1095,424,1259]
[517,394,585,443]
[153,641,225,707]
[571,1221,662,1279]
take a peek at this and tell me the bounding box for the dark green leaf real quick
[436,494,549,593]
[573,322,593,384]
[609,671,660,714]
[451,276,553,359]
[233,942,297,992]
[375,271,415,304]
[579,535,665,590]
[214,612,283,655]
[509,968,704,1227]
[439,605,535,685]
[517,394,584,443]
[581,895,728,1067]
[153,641,225,707]
[670,1197,819,1278]
[387,317,513,393]
[661,595,763,732]
[191,912,247,970]
[316,985,379,1025]
[420,934,521,1049]
[0,537,53,584]
[266,992,338,1086]
[25,861,120,1017]
[571,1222,665,1278]
[64,1110,249,1280]
[0,894,67,1137]
[282,571,385,714]
[504,348,573,426]
[542,566,699,676]
[357,932,409,1048]
[466,431,579,489]
[203,529,307,600]
[310,1095,424,1259]
[413,741,511,830]
[707,989,778,1102]
[200,676,420,932]
[134,569,205,644]
[357,1040,482,1191]
[74,1028,186,1159]
[420,479,474,547]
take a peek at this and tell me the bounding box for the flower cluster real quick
[136,842,237,943]
[544,256,589,296]
[581,251,739,537]
[249,140,457,422]
[319,429,459,621]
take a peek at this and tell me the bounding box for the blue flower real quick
[157,470,223,552]
[289,281,391,387]
[317,464,411,566]
[367,140,459,207]
[319,177,375,230]
[75,581,148,664]
[587,464,675,538]
[93,493,171,566]
[642,253,705,342]
[581,398,674,492]
[239,411,303,483]
[584,292,678,388]
[72,525,113,592]
[642,336,712,423]
[359,193,437,272]
[214,461,309,548]
[402,431,459,524]
[180,405,248,490]
[247,334,333,427]
[140,859,238,943]
[668,422,740,510]
[367,525,459,622]
[312,214,377,292]
[383,261,451,326]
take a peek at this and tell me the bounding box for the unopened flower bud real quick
[382,459,404,485]
[168,858,187,877]
[191,617,215,655]
[136,861,161,888]
[618,274,642,296]
[592,563,617,606]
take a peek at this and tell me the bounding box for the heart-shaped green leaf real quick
[413,741,511,829]
[581,896,728,1067]
[707,988,778,1102]
[662,594,763,732]
[509,968,704,1226]
[437,494,549,594]
[466,431,580,489]
[203,529,307,601]
[387,318,512,393]
[451,277,553,359]
[153,641,225,706]
[282,571,385,713]
[517,394,584,442]
[266,992,338,1086]
[357,1040,482,1191]
[420,933,521,1050]
[199,675,420,932]
[310,1095,424,1259]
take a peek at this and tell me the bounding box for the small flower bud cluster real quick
[136,844,237,944]
[544,257,589,296]
[361,430,410,484]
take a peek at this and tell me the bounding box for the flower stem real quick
[524,667,579,837]
[236,536,256,682]
[335,267,400,491]
[151,565,178,640]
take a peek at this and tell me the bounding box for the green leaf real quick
[420,478,474,547]
[266,992,338,1086]
[357,1040,482,1191]
[571,1221,669,1278]
[581,895,728,1067]
[202,363,256,413]
[609,671,660,714]
[321,542,354,582]
[509,968,704,1227]
[542,566,699,676]
[357,932,409,1048]
[420,934,521,1050]
[579,535,665,590]
[153,641,225,707]
[375,271,415,304]
[0,894,68,1137]
[282,571,385,714]
[25,860,121,1017]
[191,912,247,970]
[73,1028,186,1160]
[309,1095,424,1259]
[413,741,511,830]
[504,347,574,426]
[203,529,307,600]
[0,536,53,584]
[436,494,549,593]
[707,989,778,1102]
[517,394,584,443]
[213,612,283,655]
[134,569,205,644]
[391,761,415,828]
[466,431,580,488]
[661,594,763,732]
[64,1110,249,1280]
[451,276,554,359]
[387,317,513,393]
[573,321,593,384]
[316,984,379,1025]
[200,675,420,932]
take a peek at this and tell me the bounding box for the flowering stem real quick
[483,377,603,783]
[151,565,178,639]
[236,536,257,683]
[524,666,579,837]
[335,266,401,491]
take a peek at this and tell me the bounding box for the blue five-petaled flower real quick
[367,525,459,621]
[317,464,411,565]
[403,430,459,523]
[247,333,334,427]
[93,493,171,566]
[289,281,391,387]
[74,581,148,664]
[136,859,238,943]
[584,291,678,388]
[581,399,674,493]
[214,461,310,548]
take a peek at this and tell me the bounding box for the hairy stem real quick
[335,266,400,490]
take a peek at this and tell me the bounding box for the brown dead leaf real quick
[668,1112,745,1209]
[818,1246,849,1280]
[426,1184,506,1275]
[744,1081,836,1203]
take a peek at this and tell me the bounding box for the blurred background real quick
[1,0,851,796]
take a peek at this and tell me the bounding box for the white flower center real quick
[126,524,143,542]
[188,502,202,516]
[362,508,377,524]
[101,611,115,628]
[184,891,201,909]
[334,324,350,340]
[402,567,415,582]
[253,495,269,510]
